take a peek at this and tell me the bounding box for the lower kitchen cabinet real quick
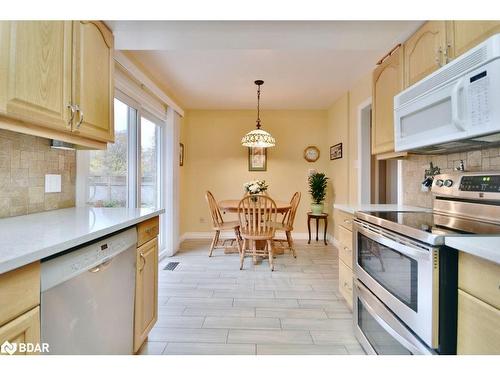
[339,259,353,310]
[0,261,41,356]
[0,307,40,355]
[457,290,500,354]
[0,261,40,327]
[133,236,159,353]
[457,251,500,354]
[334,209,355,310]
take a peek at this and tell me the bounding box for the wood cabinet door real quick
[0,21,72,131]
[372,45,403,155]
[134,237,158,353]
[0,307,40,355]
[457,290,500,354]
[72,21,114,143]
[450,21,500,59]
[404,21,447,88]
[339,259,353,310]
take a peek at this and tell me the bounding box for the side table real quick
[307,212,328,245]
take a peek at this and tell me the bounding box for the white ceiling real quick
[107,21,423,109]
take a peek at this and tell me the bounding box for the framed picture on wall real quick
[330,142,342,160]
[179,143,184,166]
[248,147,267,171]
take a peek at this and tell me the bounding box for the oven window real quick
[358,233,418,311]
[358,299,412,355]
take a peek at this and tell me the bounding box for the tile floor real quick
[139,239,365,355]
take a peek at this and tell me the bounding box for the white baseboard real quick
[180,231,337,243]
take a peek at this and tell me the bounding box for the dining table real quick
[218,199,292,214]
[218,199,292,255]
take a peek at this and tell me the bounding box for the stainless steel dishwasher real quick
[41,228,137,355]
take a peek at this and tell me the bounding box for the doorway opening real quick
[358,99,400,205]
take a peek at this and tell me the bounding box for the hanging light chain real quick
[256,82,261,129]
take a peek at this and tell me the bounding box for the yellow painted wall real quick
[326,93,349,233]
[326,93,350,205]
[324,73,372,234]
[180,109,329,234]
[179,116,187,234]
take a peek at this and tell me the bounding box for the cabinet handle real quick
[443,43,452,64]
[138,252,146,271]
[343,219,352,225]
[75,105,84,130]
[67,104,76,129]
[436,46,445,67]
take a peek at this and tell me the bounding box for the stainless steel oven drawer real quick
[354,279,433,355]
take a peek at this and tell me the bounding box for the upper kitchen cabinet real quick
[372,45,403,155]
[0,20,114,149]
[449,21,500,59]
[72,21,114,143]
[404,21,447,88]
[0,21,73,132]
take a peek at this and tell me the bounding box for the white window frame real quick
[76,89,167,250]
[138,110,164,211]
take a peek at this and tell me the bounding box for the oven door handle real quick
[355,222,432,261]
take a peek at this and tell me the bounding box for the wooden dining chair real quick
[238,195,278,271]
[205,191,242,257]
[273,192,301,258]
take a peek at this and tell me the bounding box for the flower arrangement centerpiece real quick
[243,180,268,199]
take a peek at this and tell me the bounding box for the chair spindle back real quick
[238,195,278,234]
[282,192,301,228]
[205,191,224,228]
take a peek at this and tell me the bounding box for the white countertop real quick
[333,203,431,215]
[445,236,500,265]
[0,207,164,274]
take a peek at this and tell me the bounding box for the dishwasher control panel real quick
[41,228,137,292]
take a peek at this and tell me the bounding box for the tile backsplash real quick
[0,129,76,218]
[401,147,500,208]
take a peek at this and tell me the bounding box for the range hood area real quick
[408,133,500,154]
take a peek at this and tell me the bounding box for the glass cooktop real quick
[363,211,457,234]
[356,211,500,245]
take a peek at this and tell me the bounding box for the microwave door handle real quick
[451,78,466,131]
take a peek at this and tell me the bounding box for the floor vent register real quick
[163,262,180,271]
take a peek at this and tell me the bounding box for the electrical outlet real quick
[45,174,61,193]
[199,217,207,224]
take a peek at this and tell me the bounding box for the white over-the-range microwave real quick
[394,33,500,154]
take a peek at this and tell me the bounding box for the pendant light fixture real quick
[241,80,275,148]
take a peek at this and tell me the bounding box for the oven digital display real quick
[460,175,500,192]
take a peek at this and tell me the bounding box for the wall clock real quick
[304,146,320,162]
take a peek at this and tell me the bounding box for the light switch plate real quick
[45,174,61,193]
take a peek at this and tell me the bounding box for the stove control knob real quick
[435,179,444,187]
[444,179,453,187]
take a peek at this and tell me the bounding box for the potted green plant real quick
[308,172,328,214]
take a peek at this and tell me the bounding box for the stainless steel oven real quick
[351,171,500,355]
[353,219,440,349]
[353,279,433,355]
